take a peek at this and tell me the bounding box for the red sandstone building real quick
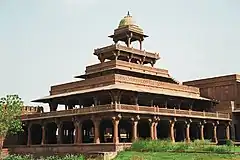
[4,13,232,155]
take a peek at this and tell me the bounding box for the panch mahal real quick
[4,13,232,156]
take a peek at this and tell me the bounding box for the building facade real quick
[4,13,231,156]
[184,74,240,141]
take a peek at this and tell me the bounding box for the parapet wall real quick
[22,106,43,114]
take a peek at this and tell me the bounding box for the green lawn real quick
[114,151,240,160]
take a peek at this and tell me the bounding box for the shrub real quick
[130,139,233,153]
[226,140,234,146]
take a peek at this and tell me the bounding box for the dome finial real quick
[127,11,130,16]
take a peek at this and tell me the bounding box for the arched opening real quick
[138,120,150,139]
[82,120,94,143]
[217,124,226,140]
[120,93,133,105]
[190,122,200,140]
[119,119,131,142]
[100,119,113,143]
[98,92,112,105]
[62,121,75,144]
[204,123,213,140]
[45,122,57,144]
[31,124,42,145]
[157,120,169,140]
[175,122,185,142]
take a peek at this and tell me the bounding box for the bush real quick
[130,139,232,153]
[226,140,234,146]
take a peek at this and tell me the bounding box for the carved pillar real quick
[98,54,105,63]
[226,122,230,140]
[132,93,139,106]
[200,121,205,141]
[93,119,100,144]
[112,114,121,144]
[185,120,191,143]
[68,104,74,110]
[41,124,45,145]
[154,119,159,140]
[126,33,132,47]
[57,122,63,144]
[213,122,218,143]
[93,96,98,106]
[131,115,139,142]
[77,123,82,143]
[139,40,142,50]
[27,123,32,146]
[149,119,155,140]
[49,101,58,112]
[164,99,168,108]
[169,119,176,143]
[74,121,79,144]
[109,90,122,106]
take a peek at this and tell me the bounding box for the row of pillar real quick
[26,117,230,146]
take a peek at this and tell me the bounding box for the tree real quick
[0,95,23,152]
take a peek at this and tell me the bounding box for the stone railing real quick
[118,105,231,120]
[21,104,231,121]
[21,104,114,120]
[94,44,160,59]
[22,106,43,114]
[116,44,160,59]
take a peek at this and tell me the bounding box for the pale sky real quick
[0,0,239,107]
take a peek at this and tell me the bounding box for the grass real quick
[3,140,240,159]
[114,151,240,160]
[113,139,240,160]
[130,139,236,153]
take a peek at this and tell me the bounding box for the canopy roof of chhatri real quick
[118,11,143,31]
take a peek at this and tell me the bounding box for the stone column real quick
[93,97,98,106]
[213,122,218,143]
[226,122,230,140]
[77,123,83,144]
[49,102,58,112]
[149,120,155,140]
[200,121,205,141]
[93,120,100,144]
[27,123,32,146]
[74,121,80,144]
[57,122,63,144]
[185,121,190,143]
[169,119,176,143]
[139,40,142,50]
[154,121,159,140]
[131,116,139,142]
[112,115,121,144]
[41,125,45,145]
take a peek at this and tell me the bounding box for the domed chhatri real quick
[118,11,136,28]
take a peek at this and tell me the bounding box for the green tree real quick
[0,95,23,152]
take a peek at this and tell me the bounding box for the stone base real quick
[5,143,132,157]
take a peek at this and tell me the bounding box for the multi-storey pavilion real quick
[5,13,231,156]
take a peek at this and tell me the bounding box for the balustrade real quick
[21,104,230,121]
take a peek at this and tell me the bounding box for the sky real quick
[0,0,239,108]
